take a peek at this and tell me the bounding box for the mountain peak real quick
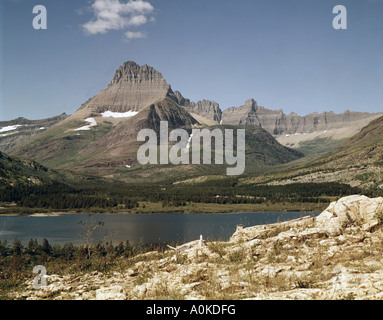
[110,61,168,86]
[172,91,222,123]
[245,98,257,106]
[74,61,173,115]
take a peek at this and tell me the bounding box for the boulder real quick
[316,195,383,236]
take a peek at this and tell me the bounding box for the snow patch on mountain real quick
[73,118,97,131]
[0,125,23,133]
[101,111,139,118]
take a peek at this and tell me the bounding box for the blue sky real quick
[1,0,383,120]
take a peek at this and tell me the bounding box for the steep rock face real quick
[173,91,222,123]
[275,110,382,135]
[222,99,382,135]
[76,61,173,117]
[222,99,283,131]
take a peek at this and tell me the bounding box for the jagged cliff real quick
[222,99,283,131]
[221,98,381,136]
[172,91,222,123]
[220,99,382,155]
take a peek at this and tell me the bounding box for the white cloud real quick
[125,31,146,39]
[129,15,147,26]
[82,0,154,38]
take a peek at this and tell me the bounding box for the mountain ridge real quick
[0,113,69,152]
[2,61,381,158]
[7,61,308,180]
[221,98,382,136]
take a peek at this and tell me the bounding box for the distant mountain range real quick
[0,113,68,152]
[1,61,382,185]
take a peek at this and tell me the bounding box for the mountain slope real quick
[78,96,199,171]
[245,116,383,189]
[99,124,304,184]
[0,151,55,187]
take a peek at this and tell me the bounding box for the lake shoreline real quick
[0,201,328,217]
[0,209,322,217]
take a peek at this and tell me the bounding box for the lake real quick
[0,211,320,247]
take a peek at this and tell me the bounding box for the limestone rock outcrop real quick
[316,195,383,236]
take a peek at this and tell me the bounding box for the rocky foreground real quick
[12,195,383,300]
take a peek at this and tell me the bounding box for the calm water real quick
[0,212,320,247]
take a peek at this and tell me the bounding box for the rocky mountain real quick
[78,61,172,116]
[172,91,222,124]
[221,99,382,155]
[222,99,283,131]
[222,98,381,136]
[4,61,381,160]
[79,96,199,169]
[9,60,380,183]
[71,61,221,125]
[0,113,68,152]
[9,61,305,180]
